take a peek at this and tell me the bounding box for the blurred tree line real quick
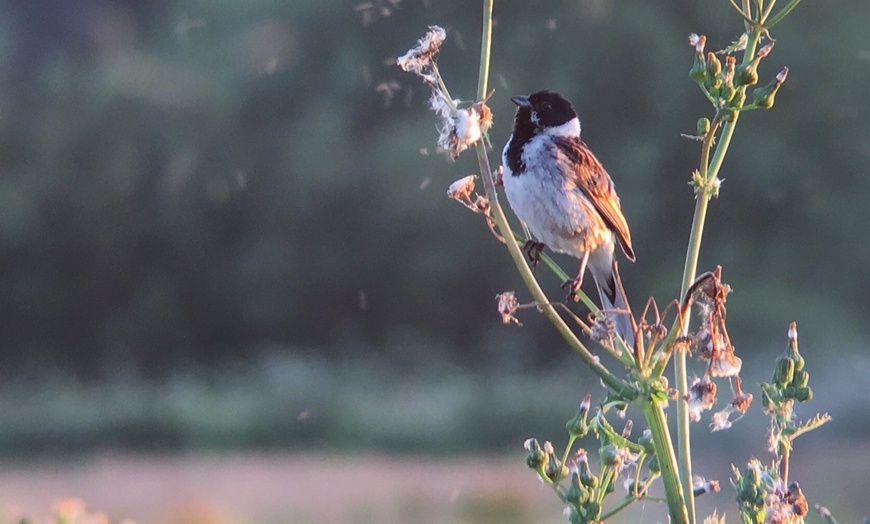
[0,0,867,378]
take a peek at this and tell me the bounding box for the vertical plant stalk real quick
[476,0,492,106]
[472,2,689,523]
[643,402,690,524]
[672,24,763,524]
[472,0,625,393]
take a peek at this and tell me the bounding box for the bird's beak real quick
[511,95,531,108]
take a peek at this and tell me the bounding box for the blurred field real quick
[0,453,568,524]
[0,448,866,524]
[0,352,868,522]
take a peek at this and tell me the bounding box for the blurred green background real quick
[0,0,868,522]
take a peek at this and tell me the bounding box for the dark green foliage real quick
[0,1,866,376]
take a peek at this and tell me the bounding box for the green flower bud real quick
[793,369,810,388]
[719,84,736,104]
[638,430,655,454]
[705,53,722,83]
[787,322,805,370]
[793,351,806,372]
[745,464,760,486]
[565,506,582,524]
[690,54,707,84]
[647,455,660,474]
[708,85,720,99]
[752,86,778,109]
[524,438,545,470]
[751,68,788,109]
[579,459,598,488]
[566,473,587,504]
[721,56,736,87]
[773,356,795,388]
[544,453,568,481]
[599,444,621,468]
[736,466,765,508]
[794,386,813,402]
[697,117,711,136]
[566,394,592,438]
[729,90,747,109]
[735,62,759,87]
[584,502,602,522]
[543,447,565,482]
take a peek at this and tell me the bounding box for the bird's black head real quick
[511,90,578,130]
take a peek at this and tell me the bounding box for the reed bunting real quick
[502,90,636,345]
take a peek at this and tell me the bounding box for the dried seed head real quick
[710,408,733,432]
[454,108,482,148]
[472,194,490,214]
[440,103,490,159]
[446,175,477,202]
[693,477,721,496]
[397,25,446,75]
[709,349,742,377]
[496,291,521,326]
[471,99,493,135]
[590,313,616,342]
[731,392,753,413]
[687,376,717,422]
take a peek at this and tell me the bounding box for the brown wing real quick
[555,136,635,261]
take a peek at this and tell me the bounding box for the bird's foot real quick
[562,252,589,302]
[523,241,545,270]
[561,277,582,302]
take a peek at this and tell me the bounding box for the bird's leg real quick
[523,241,546,269]
[562,250,590,301]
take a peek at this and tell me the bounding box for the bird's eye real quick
[541,102,552,111]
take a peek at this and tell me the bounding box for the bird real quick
[501,90,636,346]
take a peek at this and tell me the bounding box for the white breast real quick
[502,134,613,260]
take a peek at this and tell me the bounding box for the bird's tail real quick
[594,260,636,349]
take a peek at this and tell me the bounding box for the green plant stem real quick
[726,0,753,23]
[431,63,457,113]
[673,116,738,524]
[601,494,639,520]
[594,414,645,453]
[600,481,664,521]
[766,0,802,28]
[597,468,617,505]
[643,401,690,524]
[671,26,764,524]
[781,438,791,485]
[671,114,723,524]
[473,1,627,394]
[476,0,492,102]
[558,435,577,483]
[761,0,778,22]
